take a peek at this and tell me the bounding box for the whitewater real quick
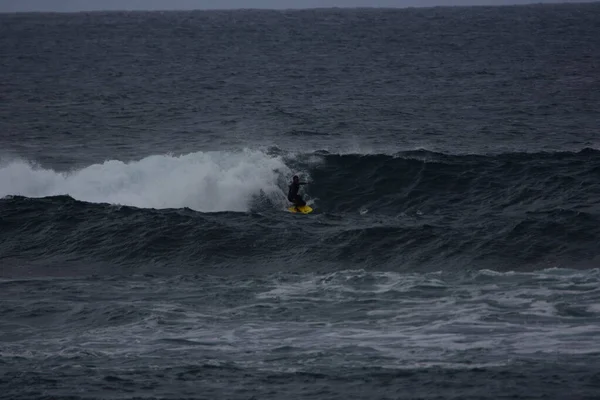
[0,149,297,212]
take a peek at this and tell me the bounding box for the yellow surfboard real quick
[288,205,313,214]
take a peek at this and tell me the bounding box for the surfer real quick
[288,175,307,209]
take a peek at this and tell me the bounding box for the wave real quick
[1,147,600,276]
[2,147,599,214]
[292,147,600,215]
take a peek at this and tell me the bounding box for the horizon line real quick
[1,1,598,15]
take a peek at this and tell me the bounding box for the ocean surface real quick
[1,3,600,399]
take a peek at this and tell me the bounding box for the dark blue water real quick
[1,4,600,399]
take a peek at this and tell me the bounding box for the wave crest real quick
[0,149,293,212]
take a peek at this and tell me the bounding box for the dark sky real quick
[0,0,594,12]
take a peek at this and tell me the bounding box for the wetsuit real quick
[288,181,307,206]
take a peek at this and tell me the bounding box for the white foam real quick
[0,149,292,212]
[249,268,600,364]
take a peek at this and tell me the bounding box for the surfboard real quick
[288,205,313,214]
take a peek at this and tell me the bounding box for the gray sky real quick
[0,0,594,12]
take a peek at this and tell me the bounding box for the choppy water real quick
[1,4,600,399]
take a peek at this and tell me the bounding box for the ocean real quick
[1,3,600,399]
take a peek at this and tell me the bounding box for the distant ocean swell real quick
[1,147,599,276]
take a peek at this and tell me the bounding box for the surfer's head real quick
[293,175,299,183]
